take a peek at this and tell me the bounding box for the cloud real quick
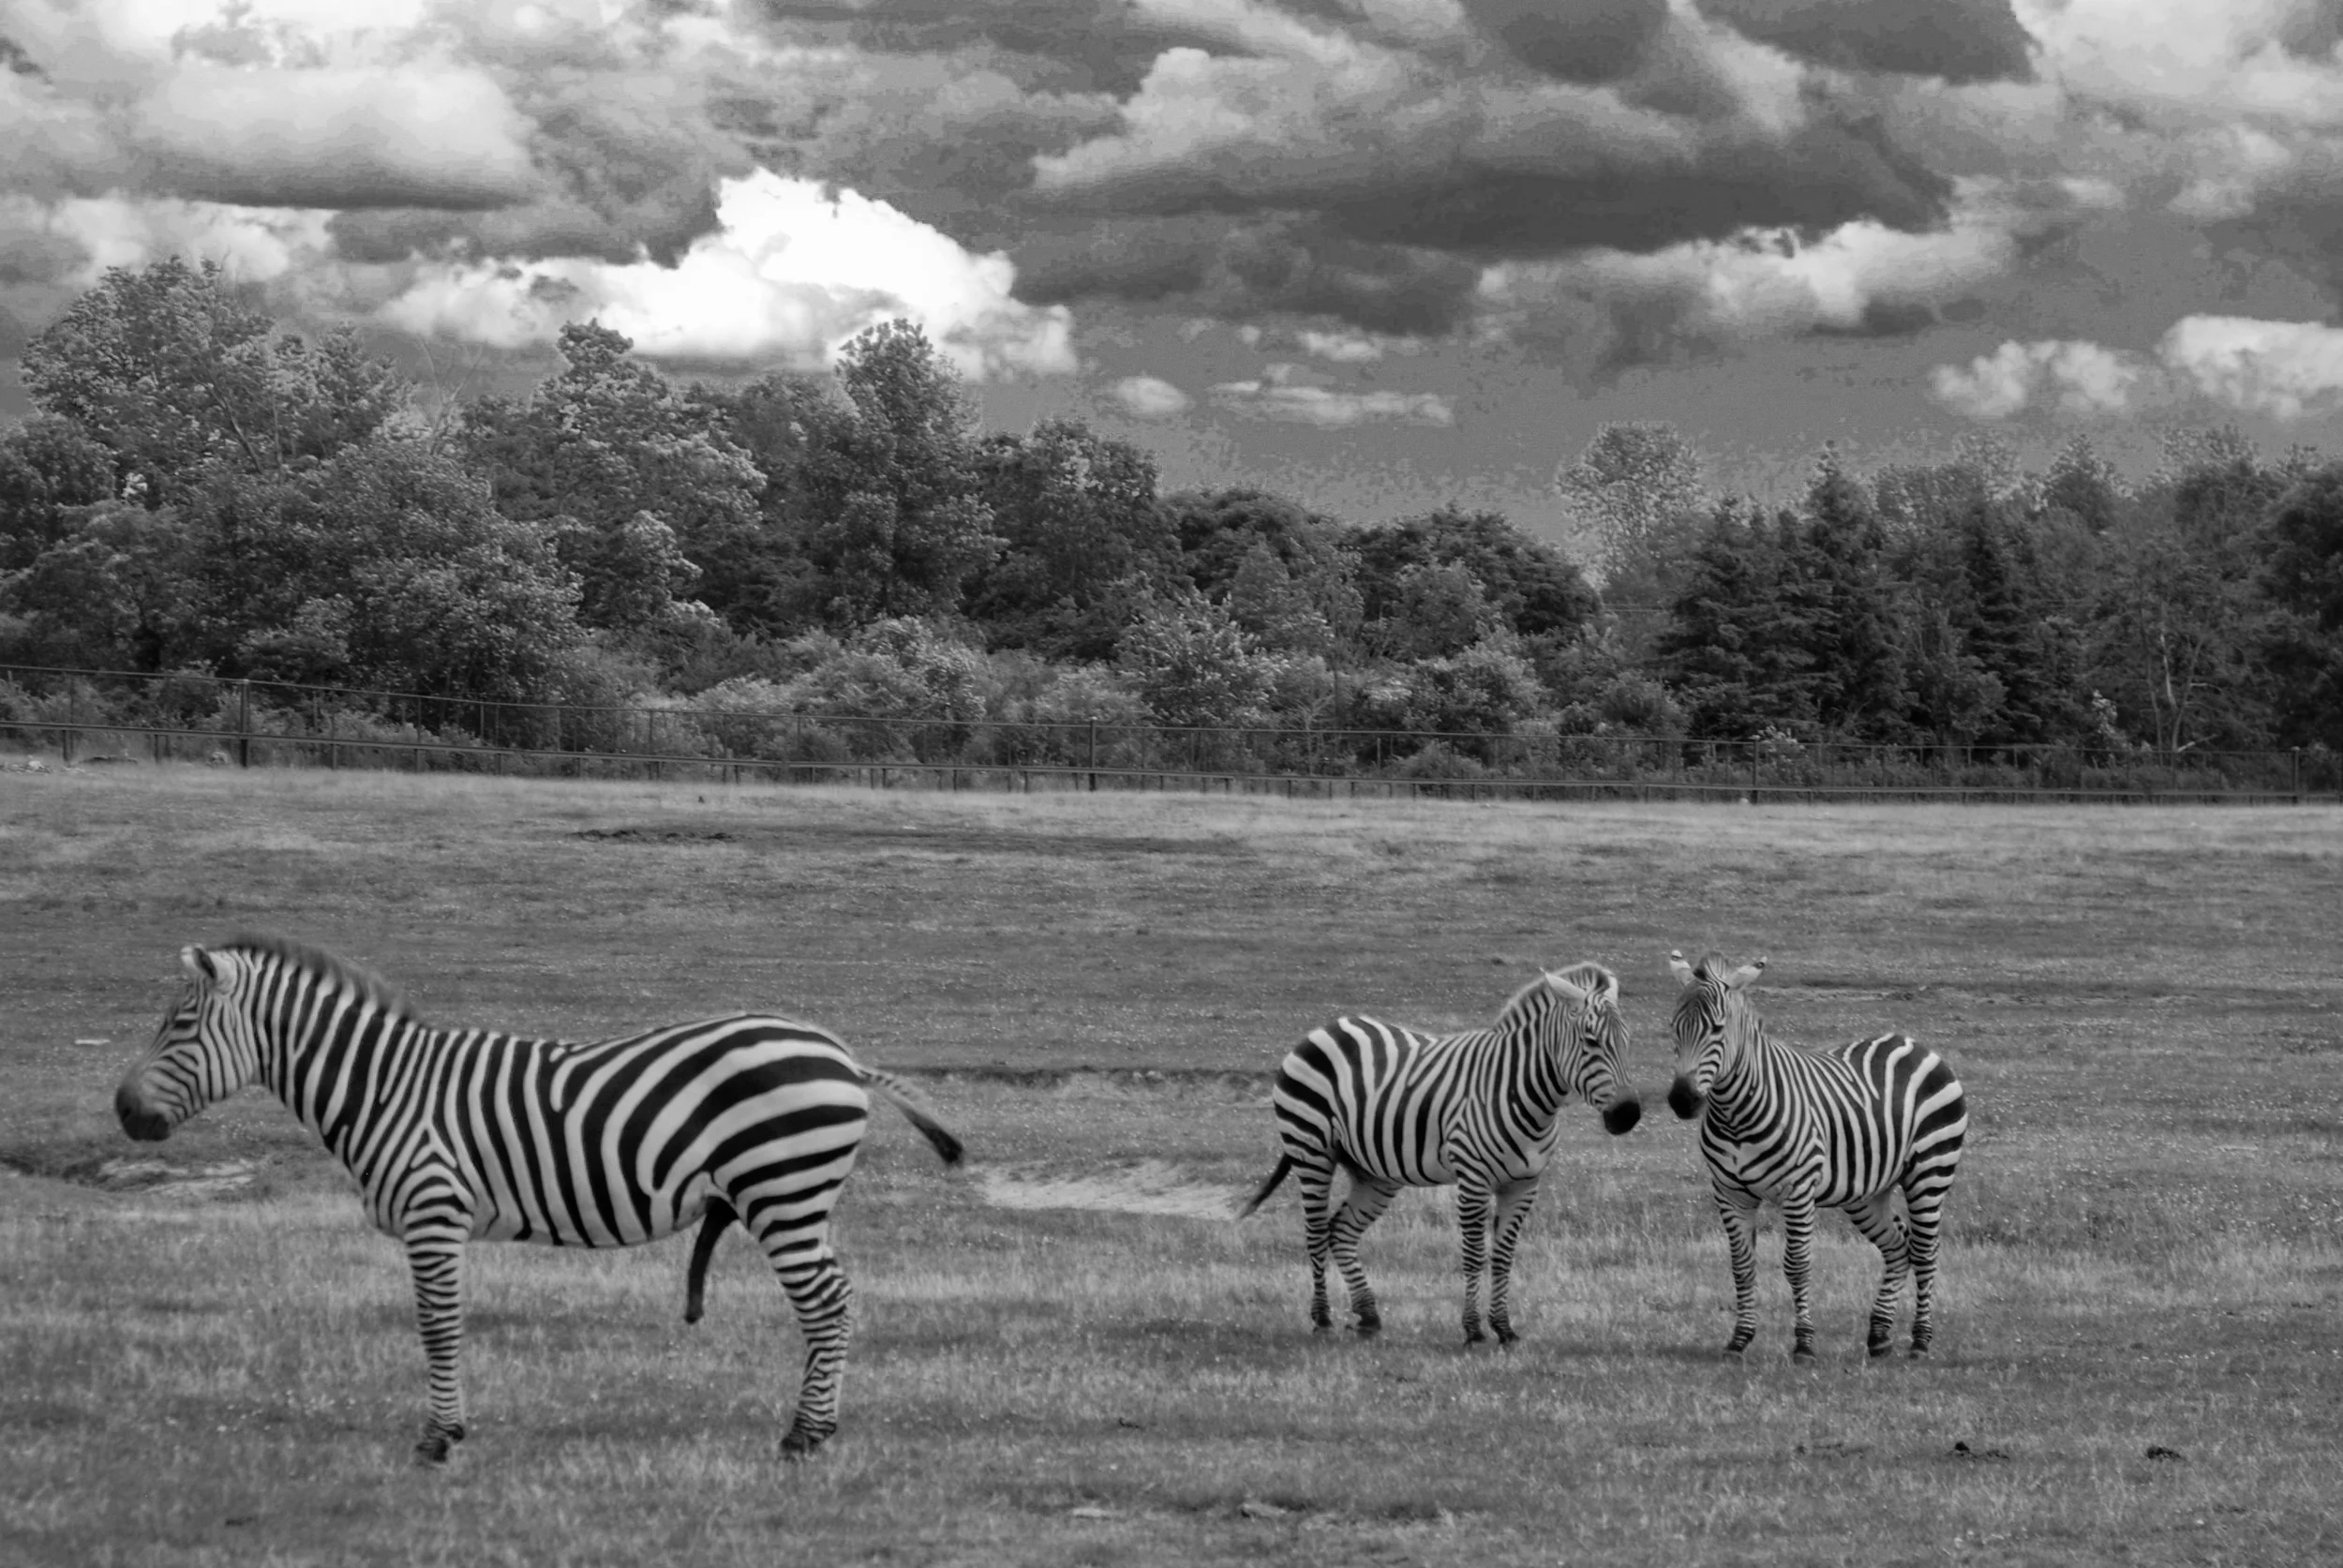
[1027,9,1959,262]
[1927,313,2343,421]
[1107,373,1193,418]
[1476,174,2073,367]
[1207,363,1455,426]
[1927,338,2148,419]
[1695,0,2037,85]
[376,170,1076,381]
[2157,314,2343,417]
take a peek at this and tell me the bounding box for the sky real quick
[7,0,2343,544]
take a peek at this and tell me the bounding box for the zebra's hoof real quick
[1792,1345,1818,1365]
[1867,1340,1893,1359]
[1463,1327,1486,1347]
[780,1426,829,1461]
[1352,1318,1382,1339]
[1908,1344,1934,1361]
[1495,1328,1519,1350]
[412,1425,464,1466]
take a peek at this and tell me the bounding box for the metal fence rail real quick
[3,663,2334,804]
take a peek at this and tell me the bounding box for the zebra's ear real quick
[1725,957,1768,991]
[181,946,219,986]
[1543,970,1590,1007]
[1666,950,1694,985]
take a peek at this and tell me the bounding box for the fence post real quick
[1747,740,1757,802]
[236,679,251,768]
[2293,747,2302,806]
[64,682,78,766]
[1088,718,1098,793]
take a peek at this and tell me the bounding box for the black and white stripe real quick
[1665,950,1966,1360]
[1239,964,1643,1345]
[113,934,961,1462]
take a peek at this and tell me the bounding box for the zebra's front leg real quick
[1455,1177,1495,1346]
[1486,1178,1540,1348]
[402,1224,471,1465]
[1296,1163,1338,1332]
[1713,1186,1761,1358]
[1329,1176,1400,1337]
[1781,1188,1821,1362]
[1845,1192,1910,1358]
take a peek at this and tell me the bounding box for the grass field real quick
[3,763,2340,1567]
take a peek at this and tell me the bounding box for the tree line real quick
[5,259,2341,768]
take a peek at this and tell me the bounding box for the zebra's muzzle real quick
[115,1083,171,1142]
[1602,1097,1643,1136]
[1666,1077,1704,1120]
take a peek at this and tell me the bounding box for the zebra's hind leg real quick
[745,1214,856,1459]
[1904,1182,1951,1358]
[1329,1175,1401,1337]
[1295,1161,1338,1332]
[402,1223,471,1466]
[1845,1192,1910,1358]
[1712,1186,1761,1357]
[1485,1178,1540,1348]
[683,1200,736,1325]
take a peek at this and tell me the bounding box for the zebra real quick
[1238,964,1643,1345]
[1664,950,1967,1361]
[112,934,963,1463]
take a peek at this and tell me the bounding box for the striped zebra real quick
[1238,964,1643,1345]
[1664,950,1967,1361]
[112,935,962,1463]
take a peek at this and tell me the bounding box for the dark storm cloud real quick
[1457,0,1673,84]
[748,0,1212,95]
[1013,216,1483,336]
[1694,0,2037,85]
[330,66,753,264]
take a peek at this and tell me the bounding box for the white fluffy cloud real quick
[1931,314,2343,420]
[378,171,1077,380]
[2157,315,2343,418]
[1207,363,1454,426]
[1107,374,1194,419]
[1927,338,2148,419]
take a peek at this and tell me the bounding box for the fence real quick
[3,663,2335,804]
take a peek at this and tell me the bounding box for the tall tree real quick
[968,418,1177,659]
[22,258,403,504]
[462,322,758,636]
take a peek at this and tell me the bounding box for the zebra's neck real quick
[1701,1019,1776,1133]
[1500,1008,1576,1126]
[254,985,440,1156]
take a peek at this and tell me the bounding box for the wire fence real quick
[3,663,2335,804]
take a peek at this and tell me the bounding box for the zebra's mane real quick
[1497,963,1617,1025]
[220,933,425,1023]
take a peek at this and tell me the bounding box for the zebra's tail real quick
[859,1066,965,1166]
[1235,1155,1294,1220]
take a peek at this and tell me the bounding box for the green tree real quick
[22,257,403,504]
[462,322,759,636]
[183,441,584,700]
[803,321,1003,624]
[1115,595,1277,728]
[969,418,1177,659]
[2261,462,2343,750]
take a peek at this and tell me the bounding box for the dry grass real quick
[3,764,2341,1565]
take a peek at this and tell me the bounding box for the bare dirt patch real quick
[979,1159,1242,1220]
